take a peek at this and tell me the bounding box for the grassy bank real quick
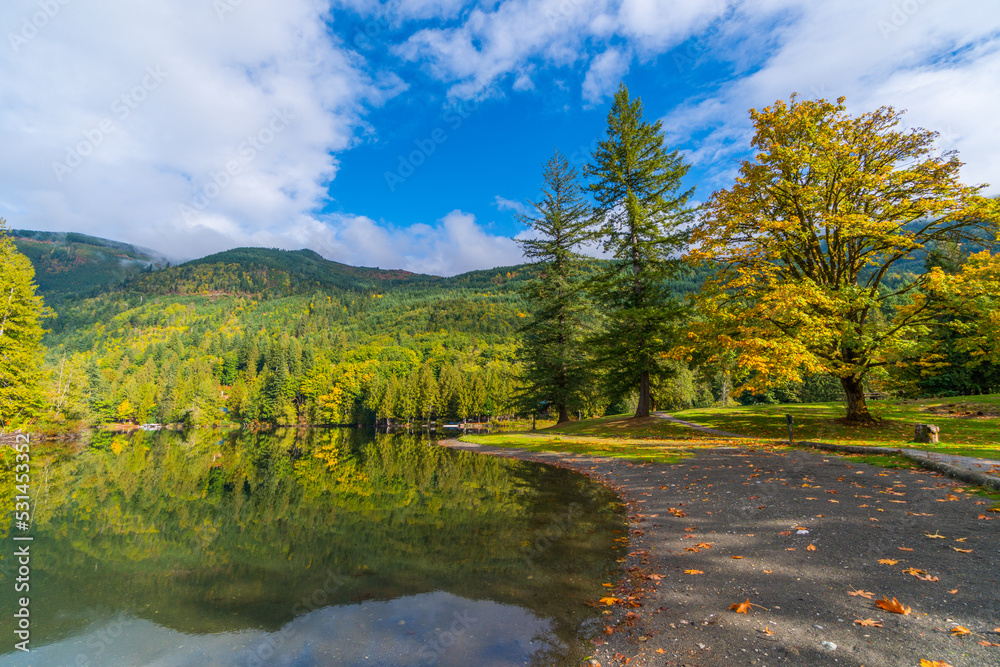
[457,415,749,464]
[670,395,1000,459]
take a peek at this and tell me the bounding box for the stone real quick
[914,423,940,443]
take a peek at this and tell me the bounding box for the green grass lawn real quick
[457,415,749,464]
[670,395,1000,459]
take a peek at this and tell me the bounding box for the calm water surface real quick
[0,429,624,666]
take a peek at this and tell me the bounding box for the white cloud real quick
[0,0,401,259]
[307,210,525,276]
[494,195,526,215]
[662,0,1000,193]
[581,47,630,105]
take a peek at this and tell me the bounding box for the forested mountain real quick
[11,230,168,305]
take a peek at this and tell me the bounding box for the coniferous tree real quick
[516,151,593,423]
[586,84,694,418]
[0,220,51,428]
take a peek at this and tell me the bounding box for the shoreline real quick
[439,438,1000,667]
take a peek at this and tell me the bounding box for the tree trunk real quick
[557,404,570,424]
[840,375,874,423]
[635,370,651,418]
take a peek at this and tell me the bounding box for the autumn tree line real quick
[1,85,999,431]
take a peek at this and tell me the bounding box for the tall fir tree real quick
[0,220,51,428]
[585,84,694,418]
[516,151,594,423]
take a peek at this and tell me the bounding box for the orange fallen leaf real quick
[646,574,664,581]
[685,547,700,552]
[685,569,704,575]
[729,598,756,614]
[875,597,911,614]
[785,547,796,551]
[683,526,697,531]
[902,567,927,576]
[655,648,665,654]
[694,542,713,549]
[978,640,1000,647]
[920,660,955,667]
[898,547,913,551]
[951,547,973,553]
[600,597,621,606]
[948,589,958,594]
[878,559,899,565]
[854,618,883,627]
[925,532,946,539]
[603,625,615,635]
[760,626,774,636]
[806,544,817,551]
[763,569,773,574]
[848,590,876,599]
[731,556,744,559]
[951,626,971,636]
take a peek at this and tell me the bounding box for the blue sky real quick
[1,1,998,275]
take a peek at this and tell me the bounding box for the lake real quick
[0,429,624,666]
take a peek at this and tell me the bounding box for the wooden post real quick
[786,414,794,444]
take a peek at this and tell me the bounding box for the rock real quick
[914,423,940,443]
[821,641,837,650]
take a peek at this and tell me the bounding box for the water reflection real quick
[0,429,623,666]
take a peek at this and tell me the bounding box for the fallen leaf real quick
[602,583,615,587]
[600,597,621,606]
[685,547,700,552]
[898,547,913,551]
[694,542,714,549]
[806,544,817,551]
[760,626,774,636]
[979,640,1000,647]
[646,574,664,581]
[731,556,744,559]
[729,598,753,614]
[875,597,911,615]
[655,648,665,654]
[854,618,883,627]
[948,589,958,594]
[778,530,792,536]
[902,567,927,576]
[952,547,973,553]
[920,660,955,667]
[878,559,899,565]
[685,569,704,575]
[603,625,615,635]
[684,526,697,531]
[951,626,971,636]
[785,547,796,551]
[763,569,773,574]
[848,590,876,599]
[925,532,947,539]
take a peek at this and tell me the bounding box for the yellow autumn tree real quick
[908,250,1000,366]
[687,96,1000,422]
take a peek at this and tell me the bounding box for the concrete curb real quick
[798,440,1000,492]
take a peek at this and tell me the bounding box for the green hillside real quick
[12,230,167,304]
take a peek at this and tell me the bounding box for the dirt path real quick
[439,439,1000,667]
